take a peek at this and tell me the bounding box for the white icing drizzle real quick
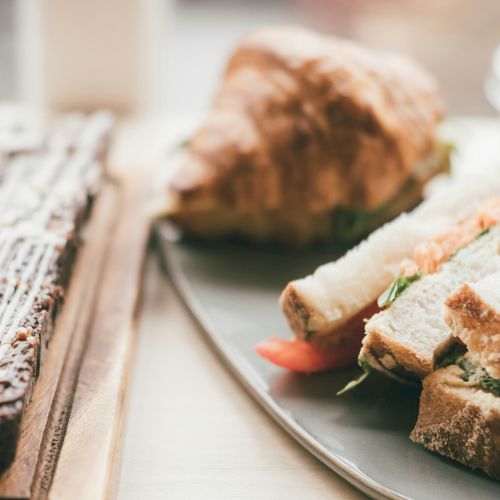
[0,110,113,404]
[0,244,45,342]
[0,240,31,331]
[6,244,54,346]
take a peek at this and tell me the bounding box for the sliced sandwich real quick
[410,272,500,479]
[361,199,500,381]
[256,173,500,373]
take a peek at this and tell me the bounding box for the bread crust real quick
[446,276,500,378]
[411,366,500,480]
[361,327,437,380]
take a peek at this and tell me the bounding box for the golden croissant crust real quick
[166,26,446,245]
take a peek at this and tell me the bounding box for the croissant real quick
[163,26,448,245]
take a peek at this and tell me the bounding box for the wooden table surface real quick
[117,253,364,500]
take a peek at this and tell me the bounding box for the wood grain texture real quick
[0,183,119,500]
[49,170,150,500]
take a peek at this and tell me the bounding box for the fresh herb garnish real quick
[446,227,491,263]
[377,272,422,308]
[476,227,491,240]
[479,373,500,397]
[458,358,500,397]
[337,358,371,395]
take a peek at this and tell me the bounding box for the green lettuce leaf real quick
[337,359,371,396]
[377,272,422,308]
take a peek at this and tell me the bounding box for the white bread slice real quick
[446,272,500,379]
[410,364,500,480]
[281,171,500,341]
[361,227,500,380]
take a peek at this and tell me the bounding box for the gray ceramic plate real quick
[156,119,500,500]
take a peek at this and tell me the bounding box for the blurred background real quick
[1,0,500,116]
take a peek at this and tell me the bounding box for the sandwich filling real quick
[457,356,500,397]
[438,347,500,397]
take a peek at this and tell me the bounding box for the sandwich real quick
[256,171,500,373]
[158,26,449,246]
[410,272,500,479]
[360,198,500,382]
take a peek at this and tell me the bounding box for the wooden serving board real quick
[0,170,150,499]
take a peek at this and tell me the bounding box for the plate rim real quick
[155,222,410,500]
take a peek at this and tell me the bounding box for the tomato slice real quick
[255,333,363,374]
[255,301,379,373]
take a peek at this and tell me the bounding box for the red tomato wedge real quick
[255,333,363,374]
[256,301,379,373]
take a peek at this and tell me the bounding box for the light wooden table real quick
[117,253,364,500]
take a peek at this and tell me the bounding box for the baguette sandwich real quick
[410,272,500,479]
[256,171,500,373]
